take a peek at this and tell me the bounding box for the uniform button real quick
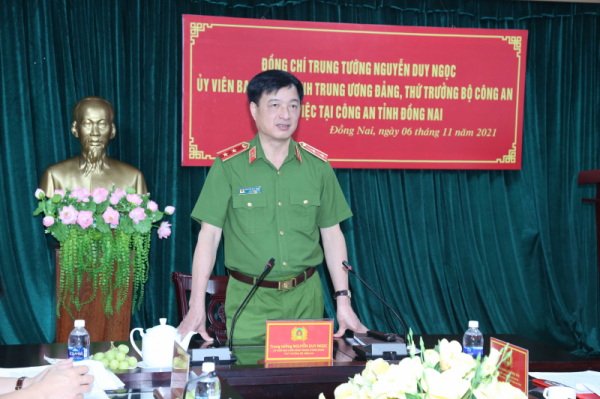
[303,200,308,204]
[278,202,282,206]
[247,202,252,207]
[280,231,284,235]
[283,262,287,266]
[278,171,280,175]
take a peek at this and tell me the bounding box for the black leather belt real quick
[230,267,317,290]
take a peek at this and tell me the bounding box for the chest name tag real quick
[239,187,261,195]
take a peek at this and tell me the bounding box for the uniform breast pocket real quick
[290,191,321,231]
[232,194,267,234]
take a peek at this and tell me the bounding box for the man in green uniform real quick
[177,70,367,343]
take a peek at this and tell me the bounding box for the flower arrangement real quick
[321,331,527,399]
[33,187,174,318]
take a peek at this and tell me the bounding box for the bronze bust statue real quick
[39,96,147,196]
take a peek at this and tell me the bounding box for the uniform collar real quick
[249,134,301,165]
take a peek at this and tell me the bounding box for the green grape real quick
[109,359,120,370]
[128,357,138,367]
[105,350,115,361]
[102,358,109,368]
[118,344,130,354]
[173,357,180,368]
[119,361,129,369]
[92,352,105,361]
[116,352,126,361]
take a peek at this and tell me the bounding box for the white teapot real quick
[130,318,197,368]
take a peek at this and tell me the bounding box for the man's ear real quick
[110,124,116,140]
[250,102,257,121]
[71,121,78,138]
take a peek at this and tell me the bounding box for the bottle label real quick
[68,347,88,361]
[463,347,483,359]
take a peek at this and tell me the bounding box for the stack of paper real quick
[0,358,125,399]
[529,371,600,396]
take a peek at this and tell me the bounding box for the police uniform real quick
[191,134,353,341]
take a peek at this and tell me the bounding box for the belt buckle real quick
[278,277,297,291]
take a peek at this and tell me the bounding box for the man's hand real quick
[177,306,213,342]
[333,297,368,337]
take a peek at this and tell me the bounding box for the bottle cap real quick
[74,320,85,328]
[202,362,215,373]
[468,320,479,328]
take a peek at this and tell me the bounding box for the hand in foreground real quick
[32,359,94,399]
[333,298,368,338]
[177,307,213,342]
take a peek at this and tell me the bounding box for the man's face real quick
[73,101,114,153]
[250,85,301,142]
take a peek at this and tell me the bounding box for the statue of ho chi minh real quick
[39,96,147,196]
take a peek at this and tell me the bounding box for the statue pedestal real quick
[53,244,134,343]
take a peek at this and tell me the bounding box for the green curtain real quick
[0,0,599,356]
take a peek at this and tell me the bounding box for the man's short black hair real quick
[247,70,304,105]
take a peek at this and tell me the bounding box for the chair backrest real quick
[170,272,229,341]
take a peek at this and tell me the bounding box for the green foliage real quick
[133,217,152,234]
[120,217,135,234]
[33,186,173,319]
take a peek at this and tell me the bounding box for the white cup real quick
[543,387,576,399]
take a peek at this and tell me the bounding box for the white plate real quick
[137,361,171,369]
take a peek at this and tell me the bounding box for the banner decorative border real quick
[187,22,523,165]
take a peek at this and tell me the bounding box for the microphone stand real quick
[189,258,274,365]
[343,261,410,360]
[228,258,274,354]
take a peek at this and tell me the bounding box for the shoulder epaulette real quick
[217,142,250,162]
[298,142,328,162]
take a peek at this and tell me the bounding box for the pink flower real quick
[35,189,45,199]
[109,195,120,205]
[54,189,65,199]
[69,188,91,203]
[164,206,175,215]
[126,193,143,206]
[113,188,126,199]
[102,206,120,226]
[59,205,78,225]
[77,210,94,229]
[129,207,147,224]
[92,187,109,204]
[157,221,172,239]
[147,201,158,212]
[43,216,55,227]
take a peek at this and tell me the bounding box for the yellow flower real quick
[497,382,528,399]
[447,352,477,379]
[421,368,471,399]
[334,382,356,399]
[481,348,501,377]
[362,358,389,382]
[423,349,440,368]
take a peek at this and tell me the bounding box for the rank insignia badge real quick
[299,142,328,162]
[217,142,250,161]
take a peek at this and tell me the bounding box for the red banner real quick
[182,16,527,169]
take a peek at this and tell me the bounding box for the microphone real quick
[228,258,275,353]
[342,261,408,345]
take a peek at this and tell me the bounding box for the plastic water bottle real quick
[68,319,90,361]
[463,320,484,359]
[193,362,221,399]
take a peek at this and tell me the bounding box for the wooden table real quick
[0,334,598,399]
